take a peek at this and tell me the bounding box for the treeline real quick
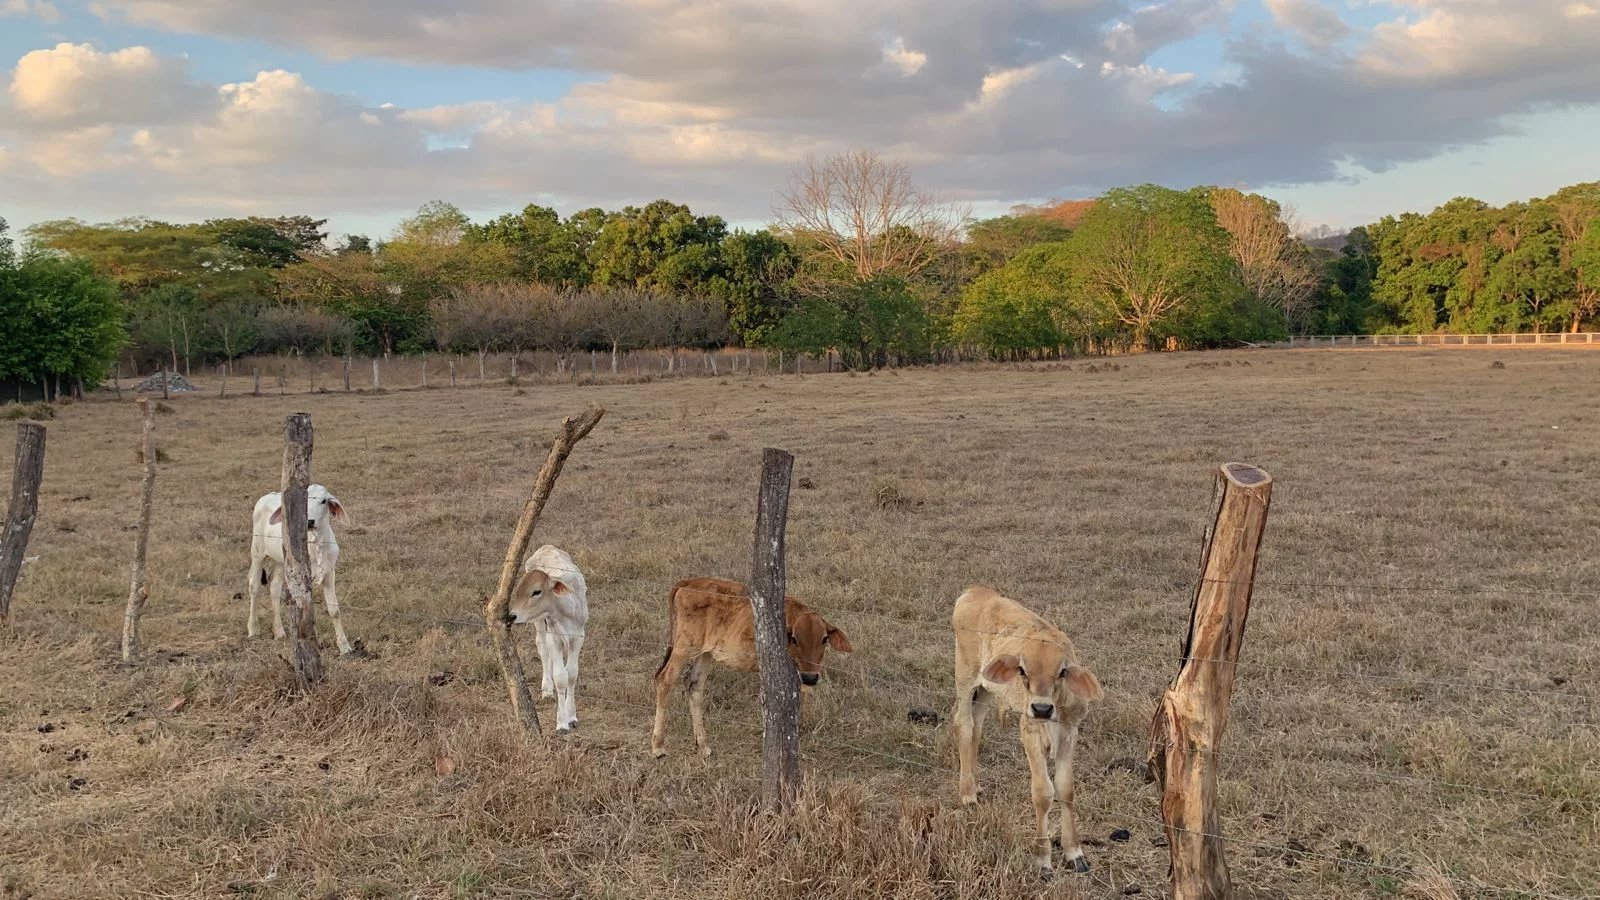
[4,152,1598,394]
[1322,183,1600,334]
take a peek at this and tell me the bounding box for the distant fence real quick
[1281,332,1600,349]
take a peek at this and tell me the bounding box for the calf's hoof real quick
[698,745,713,759]
[556,725,572,736]
[1038,867,1053,884]
[651,747,667,760]
[1067,853,1091,874]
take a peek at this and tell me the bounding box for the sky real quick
[1,0,1598,242]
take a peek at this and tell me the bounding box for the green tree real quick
[771,276,929,369]
[961,214,1073,279]
[952,242,1080,355]
[589,200,727,290]
[467,204,592,286]
[1066,185,1236,348]
[1573,217,1600,329]
[0,246,124,397]
[709,229,799,345]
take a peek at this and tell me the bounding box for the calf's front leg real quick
[1021,718,1056,880]
[1053,722,1088,873]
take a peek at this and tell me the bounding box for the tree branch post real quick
[483,405,606,738]
[750,447,800,810]
[279,413,324,689]
[0,423,47,623]
[1147,463,1273,900]
[121,400,158,661]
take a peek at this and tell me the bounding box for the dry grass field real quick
[3,348,1598,900]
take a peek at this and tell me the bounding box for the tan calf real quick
[651,576,853,758]
[952,585,1103,880]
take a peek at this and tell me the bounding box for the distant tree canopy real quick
[7,167,1600,384]
[1,218,125,397]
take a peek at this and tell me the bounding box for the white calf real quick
[504,544,588,734]
[246,484,356,656]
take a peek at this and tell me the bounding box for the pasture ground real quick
[2,349,1598,899]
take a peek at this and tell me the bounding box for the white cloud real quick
[1,0,1599,226]
[1,0,61,24]
[880,37,927,76]
[7,43,214,128]
[1263,0,1350,47]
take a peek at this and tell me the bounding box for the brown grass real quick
[3,348,1599,899]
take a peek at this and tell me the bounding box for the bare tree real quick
[587,287,663,373]
[774,150,968,289]
[1210,189,1321,330]
[529,288,592,377]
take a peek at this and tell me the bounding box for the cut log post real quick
[343,356,351,392]
[279,364,287,395]
[113,369,123,401]
[0,423,47,623]
[372,358,380,390]
[449,358,457,387]
[278,413,324,689]
[750,447,800,810]
[253,367,261,396]
[483,405,606,738]
[121,400,157,661]
[421,355,428,388]
[161,369,170,401]
[1147,462,1273,900]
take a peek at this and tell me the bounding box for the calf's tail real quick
[655,583,681,679]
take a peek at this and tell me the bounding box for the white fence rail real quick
[1282,332,1600,349]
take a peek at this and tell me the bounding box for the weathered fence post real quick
[371,358,380,390]
[113,369,123,401]
[0,423,47,623]
[483,405,606,738]
[750,447,800,810]
[421,355,429,388]
[279,414,324,688]
[1147,462,1273,900]
[279,363,287,395]
[449,358,457,387]
[161,368,170,401]
[343,356,351,392]
[121,400,157,661]
[253,367,261,396]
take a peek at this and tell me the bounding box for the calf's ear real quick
[327,497,347,522]
[981,655,1022,684]
[551,579,571,596]
[1064,664,1103,701]
[824,624,853,653]
[268,506,284,526]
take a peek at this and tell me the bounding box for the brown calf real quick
[952,585,1103,880]
[651,576,853,758]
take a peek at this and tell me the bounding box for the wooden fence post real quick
[344,356,351,392]
[1147,463,1273,900]
[449,358,457,387]
[422,355,429,388]
[279,414,324,689]
[0,423,47,623]
[161,368,170,401]
[483,405,606,738]
[750,447,800,809]
[279,364,287,395]
[121,400,157,661]
[253,367,261,396]
[113,369,123,400]
[371,358,380,390]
